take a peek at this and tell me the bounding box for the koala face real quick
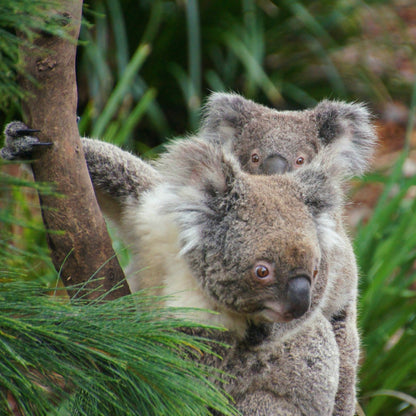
[201,92,376,177]
[192,174,322,324]
[153,138,341,330]
[237,114,319,175]
[228,108,319,176]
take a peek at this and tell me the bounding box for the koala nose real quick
[284,275,311,319]
[260,154,289,175]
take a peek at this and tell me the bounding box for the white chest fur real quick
[124,187,248,336]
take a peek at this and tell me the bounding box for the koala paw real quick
[1,121,52,161]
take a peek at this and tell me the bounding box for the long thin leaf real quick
[91,43,151,139]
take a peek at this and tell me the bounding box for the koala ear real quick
[314,100,377,176]
[200,92,258,144]
[158,137,240,197]
[156,138,241,254]
[294,165,345,253]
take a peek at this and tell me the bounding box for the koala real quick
[2,93,376,415]
[117,135,354,415]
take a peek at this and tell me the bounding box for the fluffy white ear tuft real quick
[157,137,240,195]
[314,100,378,176]
[200,92,259,144]
[154,138,241,254]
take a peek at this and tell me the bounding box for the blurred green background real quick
[1,0,416,415]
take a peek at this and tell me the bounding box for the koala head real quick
[155,137,347,333]
[201,92,376,177]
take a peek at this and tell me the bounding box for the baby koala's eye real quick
[251,153,260,163]
[295,156,305,166]
[255,265,269,278]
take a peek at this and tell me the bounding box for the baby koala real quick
[201,92,375,178]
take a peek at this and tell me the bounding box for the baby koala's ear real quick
[200,92,258,143]
[314,100,377,176]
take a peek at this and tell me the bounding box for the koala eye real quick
[295,156,305,166]
[255,265,269,278]
[251,153,260,163]
[313,267,318,279]
[252,261,274,283]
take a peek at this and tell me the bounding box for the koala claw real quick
[1,121,52,161]
[14,128,41,137]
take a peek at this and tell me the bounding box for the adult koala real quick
[132,136,349,415]
[2,93,376,415]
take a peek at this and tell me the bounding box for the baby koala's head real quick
[200,92,376,177]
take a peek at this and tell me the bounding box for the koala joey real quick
[201,92,375,178]
[2,93,376,415]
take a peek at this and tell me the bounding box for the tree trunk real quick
[19,0,130,300]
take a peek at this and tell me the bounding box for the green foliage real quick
[0,281,238,416]
[356,84,416,415]
[0,0,70,112]
[357,162,416,415]
[77,0,414,151]
[0,162,56,284]
[78,0,169,152]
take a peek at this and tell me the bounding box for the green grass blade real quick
[91,43,151,139]
[114,88,156,147]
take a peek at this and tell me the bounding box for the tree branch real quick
[19,0,130,300]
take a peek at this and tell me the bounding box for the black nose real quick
[260,154,289,175]
[284,275,311,319]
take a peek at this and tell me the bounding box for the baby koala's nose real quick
[260,154,289,175]
[284,275,311,319]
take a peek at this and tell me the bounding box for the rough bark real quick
[19,0,130,300]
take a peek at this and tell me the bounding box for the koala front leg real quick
[81,138,160,227]
[331,302,359,416]
[2,122,160,229]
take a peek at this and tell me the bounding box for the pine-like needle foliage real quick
[0,281,238,416]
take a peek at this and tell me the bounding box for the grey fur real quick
[81,138,161,228]
[1,121,48,160]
